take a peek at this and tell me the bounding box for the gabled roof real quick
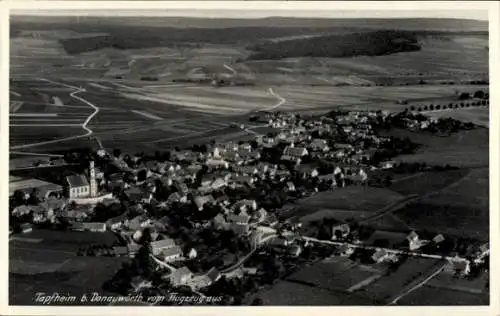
[66,174,89,188]
[151,238,176,249]
[162,246,183,257]
[206,267,221,282]
[227,213,251,224]
[372,249,388,261]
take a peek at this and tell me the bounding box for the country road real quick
[11,78,101,150]
[387,260,447,305]
[359,194,421,225]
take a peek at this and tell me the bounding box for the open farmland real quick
[382,128,489,168]
[287,256,385,292]
[397,284,489,305]
[296,186,404,212]
[272,84,488,113]
[357,258,443,303]
[424,107,489,127]
[258,280,372,305]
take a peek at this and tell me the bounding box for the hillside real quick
[247,30,422,60]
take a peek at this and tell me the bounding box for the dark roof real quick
[66,174,89,188]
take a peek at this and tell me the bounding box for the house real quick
[221,151,240,162]
[285,181,296,192]
[288,245,303,257]
[113,246,129,257]
[232,199,258,213]
[338,244,355,257]
[231,175,255,187]
[187,248,198,259]
[131,276,152,293]
[162,246,183,262]
[12,205,33,216]
[127,242,142,257]
[372,249,392,263]
[174,180,189,196]
[227,213,251,225]
[151,238,176,256]
[127,216,151,231]
[231,223,250,236]
[380,160,395,169]
[407,231,422,251]
[242,267,258,276]
[193,195,215,211]
[253,208,268,223]
[212,213,230,230]
[106,215,129,230]
[66,210,89,221]
[206,267,221,283]
[206,158,229,169]
[169,267,193,287]
[79,222,107,232]
[269,236,293,247]
[124,187,152,204]
[433,234,445,244]
[66,174,90,198]
[281,146,308,161]
[309,139,330,152]
[241,149,262,160]
[332,223,350,240]
[295,164,319,178]
[232,165,258,175]
[20,223,33,234]
[446,258,471,276]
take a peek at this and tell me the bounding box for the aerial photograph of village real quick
[8,7,490,307]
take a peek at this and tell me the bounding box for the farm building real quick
[9,177,63,199]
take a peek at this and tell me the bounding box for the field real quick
[258,280,372,305]
[382,128,489,168]
[9,229,125,305]
[425,107,489,127]
[357,258,442,302]
[287,256,385,292]
[397,284,489,305]
[296,186,404,212]
[389,169,471,196]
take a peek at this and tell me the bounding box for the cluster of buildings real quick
[9,108,488,295]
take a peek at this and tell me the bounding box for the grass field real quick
[397,284,489,305]
[388,169,471,196]
[358,258,441,302]
[287,256,385,292]
[426,270,489,294]
[382,128,489,168]
[9,229,125,304]
[258,280,373,305]
[425,107,489,127]
[296,186,405,212]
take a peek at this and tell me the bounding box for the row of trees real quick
[408,99,488,112]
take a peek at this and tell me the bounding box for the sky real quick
[10,2,490,21]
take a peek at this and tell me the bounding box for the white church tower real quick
[89,161,97,197]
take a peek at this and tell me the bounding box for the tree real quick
[473,90,485,99]
[436,105,441,110]
[113,149,121,158]
[417,107,422,112]
[459,93,470,100]
[424,106,428,111]
[429,104,434,111]
[251,298,264,306]
[410,106,415,111]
